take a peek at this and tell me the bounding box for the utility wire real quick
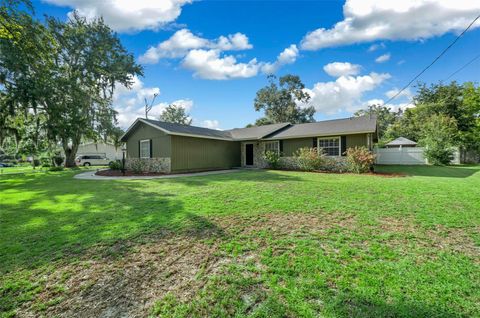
[444,54,480,81]
[384,14,480,105]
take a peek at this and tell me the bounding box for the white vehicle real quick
[76,155,112,166]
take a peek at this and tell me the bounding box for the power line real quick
[384,14,480,105]
[444,54,480,81]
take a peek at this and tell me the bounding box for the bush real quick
[321,157,349,173]
[345,146,375,173]
[54,156,64,166]
[49,166,64,171]
[32,159,40,167]
[424,147,454,165]
[294,147,326,171]
[109,160,122,170]
[420,114,457,165]
[263,150,281,169]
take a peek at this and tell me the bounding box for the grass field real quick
[1,166,479,317]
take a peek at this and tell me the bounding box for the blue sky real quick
[34,0,480,130]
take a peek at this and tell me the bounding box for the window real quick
[264,141,279,155]
[140,139,151,158]
[318,137,340,156]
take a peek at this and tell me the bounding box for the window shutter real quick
[312,137,317,148]
[279,140,283,154]
[138,140,140,157]
[341,136,347,156]
[149,139,153,158]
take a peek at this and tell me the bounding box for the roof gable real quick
[226,123,290,140]
[386,137,417,146]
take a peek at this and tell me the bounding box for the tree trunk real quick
[63,139,79,168]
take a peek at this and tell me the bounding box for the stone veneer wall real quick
[125,158,171,173]
[241,141,268,168]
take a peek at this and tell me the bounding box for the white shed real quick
[385,137,417,149]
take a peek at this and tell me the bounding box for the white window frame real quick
[317,137,341,156]
[139,139,151,159]
[264,140,280,155]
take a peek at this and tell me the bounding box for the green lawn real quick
[1,166,479,317]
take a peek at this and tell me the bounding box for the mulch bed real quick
[275,168,406,178]
[95,169,166,177]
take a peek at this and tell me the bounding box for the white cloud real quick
[44,0,192,32]
[182,49,260,80]
[385,88,412,99]
[139,29,253,64]
[201,120,221,130]
[375,53,391,63]
[363,98,415,112]
[113,76,193,128]
[323,62,361,77]
[300,0,480,50]
[261,44,299,74]
[368,43,386,52]
[300,72,391,114]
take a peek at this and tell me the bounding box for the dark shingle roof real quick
[142,119,232,140]
[386,137,417,146]
[226,123,290,140]
[264,116,377,139]
[121,116,377,142]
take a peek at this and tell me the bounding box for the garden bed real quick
[274,168,406,178]
[95,169,166,177]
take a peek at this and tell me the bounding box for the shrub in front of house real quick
[263,150,281,169]
[109,160,122,170]
[125,158,170,174]
[294,147,326,171]
[320,157,349,173]
[345,146,375,173]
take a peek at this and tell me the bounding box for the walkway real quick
[73,169,242,180]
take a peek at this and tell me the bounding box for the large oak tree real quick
[1,1,143,166]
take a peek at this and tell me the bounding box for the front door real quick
[245,144,254,166]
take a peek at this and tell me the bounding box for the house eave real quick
[261,130,376,140]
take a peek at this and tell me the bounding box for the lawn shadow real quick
[160,169,303,187]
[332,292,468,318]
[0,172,216,274]
[375,165,479,178]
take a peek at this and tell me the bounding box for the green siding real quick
[126,123,171,158]
[346,134,368,148]
[171,136,240,172]
[281,134,369,156]
[282,138,312,156]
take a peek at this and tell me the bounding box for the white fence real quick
[374,147,460,165]
[374,147,426,165]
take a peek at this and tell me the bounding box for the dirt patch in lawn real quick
[376,217,480,258]
[15,212,478,317]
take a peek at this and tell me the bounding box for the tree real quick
[159,104,192,125]
[420,114,458,165]
[45,14,142,166]
[253,74,315,125]
[0,4,143,166]
[354,104,398,140]
[384,82,480,157]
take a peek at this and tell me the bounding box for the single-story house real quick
[120,116,377,173]
[385,137,417,149]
